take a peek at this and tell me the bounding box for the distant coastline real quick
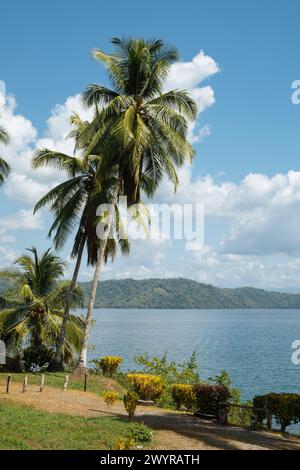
[77,278,300,309]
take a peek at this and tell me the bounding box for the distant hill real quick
[77,278,300,309]
[2,277,300,309]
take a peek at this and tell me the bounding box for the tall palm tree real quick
[32,115,130,370]
[76,37,197,370]
[0,126,10,185]
[0,247,84,370]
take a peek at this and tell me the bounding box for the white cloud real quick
[0,209,44,230]
[0,228,15,244]
[0,246,18,265]
[0,92,92,206]
[165,51,220,90]
[165,50,220,143]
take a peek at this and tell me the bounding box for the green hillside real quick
[2,277,300,309]
[77,278,300,309]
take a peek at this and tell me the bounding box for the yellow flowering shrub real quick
[171,384,197,411]
[115,437,135,450]
[99,356,122,377]
[127,373,164,401]
[123,391,138,419]
[102,391,119,407]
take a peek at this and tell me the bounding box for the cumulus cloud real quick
[0,209,44,230]
[165,51,220,90]
[164,50,220,143]
[0,91,93,206]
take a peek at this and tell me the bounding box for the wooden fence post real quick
[39,373,45,392]
[63,375,69,391]
[267,411,273,430]
[84,371,87,392]
[22,374,28,393]
[6,374,12,394]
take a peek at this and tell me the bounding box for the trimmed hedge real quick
[253,393,300,431]
[127,374,164,401]
[172,384,197,411]
[193,384,231,415]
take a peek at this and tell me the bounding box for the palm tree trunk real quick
[51,236,86,371]
[76,181,120,374]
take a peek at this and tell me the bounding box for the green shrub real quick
[123,391,138,419]
[127,373,164,401]
[171,384,197,411]
[94,356,122,377]
[254,393,300,432]
[133,352,200,385]
[130,424,153,444]
[193,384,231,415]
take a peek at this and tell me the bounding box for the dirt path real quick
[1,380,300,450]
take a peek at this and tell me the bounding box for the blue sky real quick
[1,0,300,288]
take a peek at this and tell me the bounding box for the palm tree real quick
[0,126,10,185]
[32,115,130,370]
[0,247,84,370]
[76,37,197,370]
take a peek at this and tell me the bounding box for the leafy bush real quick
[193,384,231,415]
[208,370,251,426]
[134,352,200,385]
[172,384,197,411]
[132,352,200,408]
[130,424,153,444]
[123,391,138,419]
[102,391,119,407]
[127,373,164,401]
[94,356,122,377]
[254,393,300,431]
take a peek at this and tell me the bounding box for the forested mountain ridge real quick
[2,277,300,308]
[77,278,300,309]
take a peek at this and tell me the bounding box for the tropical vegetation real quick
[32,115,130,369]
[73,37,197,369]
[0,247,84,370]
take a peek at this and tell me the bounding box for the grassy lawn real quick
[0,370,124,396]
[0,401,151,450]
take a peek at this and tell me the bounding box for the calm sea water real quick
[80,308,300,402]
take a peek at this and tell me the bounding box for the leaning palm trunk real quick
[51,236,86,370]
[77,181,120,372]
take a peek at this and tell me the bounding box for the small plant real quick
[123,391,138,419]
[172,384,197,411]
[95,356,122,377]
[193,384,231,415]
[130,424,153,444]
[102,391,119,407]
[114,437,135,450]
[127,373,164,401]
